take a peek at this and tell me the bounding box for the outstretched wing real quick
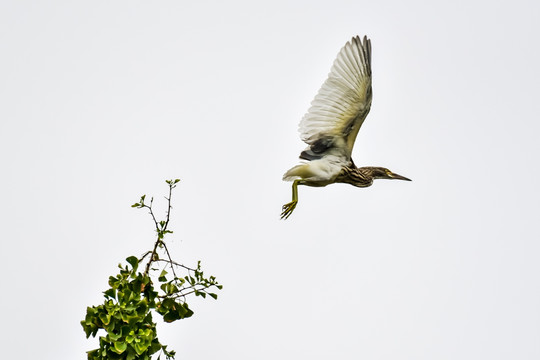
[298,36,372,162]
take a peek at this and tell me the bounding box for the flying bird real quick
[281,36,411,220]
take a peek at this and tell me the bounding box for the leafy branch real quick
[81,179,222,360]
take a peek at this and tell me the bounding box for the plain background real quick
[1,1,539,359]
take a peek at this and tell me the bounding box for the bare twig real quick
[143,179,180,277]
[151,258,197,272]
[160,241,179,279]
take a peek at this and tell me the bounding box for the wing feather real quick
[299,36,372,160]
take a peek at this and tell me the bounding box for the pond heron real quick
[281,36,411,220]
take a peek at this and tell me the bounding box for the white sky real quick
[1,1,540,359]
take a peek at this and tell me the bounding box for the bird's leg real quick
[281,179,300,220]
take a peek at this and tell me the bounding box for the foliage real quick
[81,179,222,360]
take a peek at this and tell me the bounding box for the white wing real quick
[298,36,372,162]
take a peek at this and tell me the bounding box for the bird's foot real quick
[280,200,298,220]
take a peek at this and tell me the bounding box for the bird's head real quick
[371,167,411,181]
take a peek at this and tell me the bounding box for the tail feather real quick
[282,164,306,181]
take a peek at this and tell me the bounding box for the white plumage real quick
[282,155,349,186]
[284,35,372,184]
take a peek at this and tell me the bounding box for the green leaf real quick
[132,340,150,355]
[141,328,153,339]
[81,319,98,338]
[158,270,168,282]
[209,293,218,300]
[131,203,140,207]
[104,288,116,299]
[87,349,99,359]
[165,283,179,295]
[180,303,194,318]
[126,256,138,272]
[112,341,128,354]
[99,312,111,325]
[108,332,122,341]
[162,311,178,323]
[126,349,137,360]
[160,298,175,310]
[123,314,141,326]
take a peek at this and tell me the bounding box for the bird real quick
[281,35,411,220]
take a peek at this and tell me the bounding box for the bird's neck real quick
[336,166,373,187]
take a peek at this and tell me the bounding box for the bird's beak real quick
[389,172,411,181]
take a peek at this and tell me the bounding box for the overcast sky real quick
[1,1,540,359]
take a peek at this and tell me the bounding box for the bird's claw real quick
[280,200,298,220]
